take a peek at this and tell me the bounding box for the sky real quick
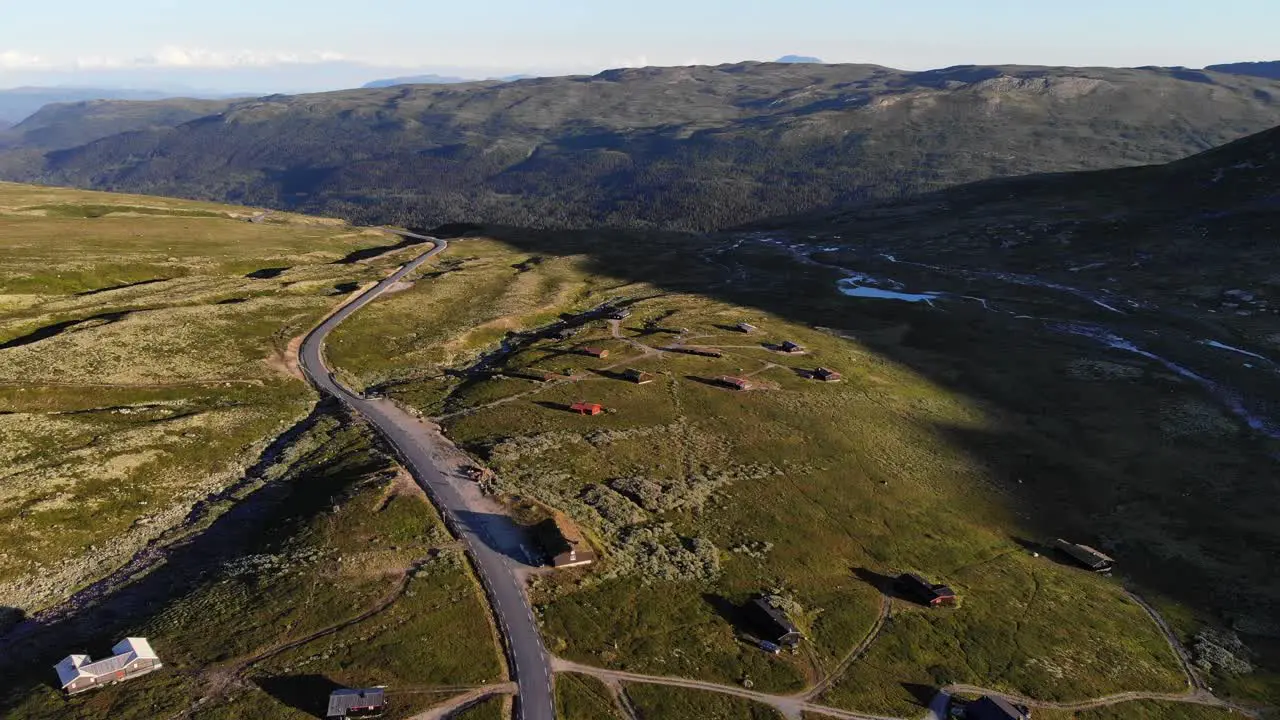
[1,0,1277,92]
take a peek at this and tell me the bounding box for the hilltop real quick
[0,97,238,152]
[3,62,1280,230]
[1208,61,1280,80]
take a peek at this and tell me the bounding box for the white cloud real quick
[0,50,46,69]
[2,46,349,72]
[134,46,347,68]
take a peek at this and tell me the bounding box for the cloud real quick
[2,46,348,72]
[0,50,46,69]
[135,46,348,68]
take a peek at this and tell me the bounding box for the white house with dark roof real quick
[54,637,162,695]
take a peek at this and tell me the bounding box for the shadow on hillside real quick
[451,510,541,567]
[0,400,390,713]
[255,674,343,718]
[334,235,429,265]
[0,310,133,350]
[422,223,1280,655]
[245,266,289,279]
[75,278,168,296]
[900,682,939,709]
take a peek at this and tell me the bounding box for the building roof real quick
[54,638,160,688]
[720,376,751,389]
[968,695,1029,720]
[814,367,842,379]
[1052,538,1115,568]
[780,341,804,351]
[570,402,602,411]
[752,597,801,637]
[54,655,91,688]
[115,637,158,660]
[328,688,387,716]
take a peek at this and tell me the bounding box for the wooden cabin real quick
[779,341,805,354]
[719,376,752,391]
[1052,539,1115,572]
[580,347,609,358]
[622,368,655,385]
[570,402,604,416]
[965,695,1031,720]
[895,573,958,607]
[813,367,842,382]
[55,638,162,696]
[750,597,803,648]
[327,688,387,718]
[737,322,759,333]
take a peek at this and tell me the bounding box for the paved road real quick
[298,231,556,720]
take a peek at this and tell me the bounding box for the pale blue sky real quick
[1,0,1275,90]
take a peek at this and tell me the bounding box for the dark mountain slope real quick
[0,97,238,152]
[5,63,1280,231]
[761,123,1280,303]
[1208,61,1280,81]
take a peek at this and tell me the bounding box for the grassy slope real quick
[624,683,783,719]
[2,411,502,719]
[0,181,415,613]
[557,673,624,720]
[325,233,1201,715]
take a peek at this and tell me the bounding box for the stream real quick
[735,235,1280,441]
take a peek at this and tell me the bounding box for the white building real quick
[54,637,162,695]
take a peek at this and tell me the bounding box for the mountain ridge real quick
[4,62,1280,231]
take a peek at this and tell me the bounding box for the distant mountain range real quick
[362,74,475,88]
[1206,61,1280,80]
[3,62,1280,233]
[0,87,221,125]
[361,73,538,88]
[776,55,824,64]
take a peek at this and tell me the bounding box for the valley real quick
[3,64,1280,231]
[1,56,1279,720]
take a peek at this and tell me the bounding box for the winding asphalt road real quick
[298,231,556,720]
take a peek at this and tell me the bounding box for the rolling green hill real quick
[0,97,238,152]
[4,63,1280,230]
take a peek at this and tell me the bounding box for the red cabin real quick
[570,402,604,416]
[580,347,609,358]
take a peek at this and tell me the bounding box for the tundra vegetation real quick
[0,182,502,718]
[327,227,1278,716]
[2,410,503,718]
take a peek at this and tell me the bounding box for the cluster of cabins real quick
[553,312,847,412]
[53,638,388,717]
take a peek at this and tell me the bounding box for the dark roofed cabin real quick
[719,376,752,391]
[813,367,842,382]
[580,347,609,358]
[779,341,804,353]
[750,597,803,648]
[570,402,604,416]
[1051,539,1115,572]
[622,368,654,385]
[895,573,958,607]
[966,695,1031,720]
[327,688,386,718]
